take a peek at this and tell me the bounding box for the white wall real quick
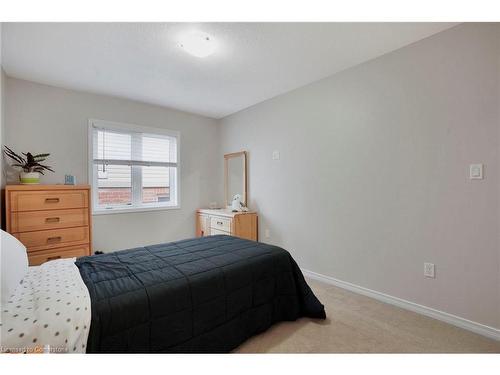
[219,23,500,329]
[4,78,219,250]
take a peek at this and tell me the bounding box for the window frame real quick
[88,119,181,215]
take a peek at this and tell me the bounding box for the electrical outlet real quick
[272,151,280,160]
[264,229,270,238]
[424,263,435,278]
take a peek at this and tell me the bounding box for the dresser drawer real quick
[9,190,88,212]
[28,245,90,266]
[10,208,89,232]
[15,226,90,252]
[210,216,232,232]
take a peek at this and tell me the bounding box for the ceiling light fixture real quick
[178,31,216,58]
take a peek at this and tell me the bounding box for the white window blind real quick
[89,120,180,213]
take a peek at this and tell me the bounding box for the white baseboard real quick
[302,269,500,342]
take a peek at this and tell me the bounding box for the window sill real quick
[92,204,181,215]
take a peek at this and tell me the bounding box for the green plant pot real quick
[20,171,41,184]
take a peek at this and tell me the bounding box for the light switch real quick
[272,150,280,160]
[424,263,435,278]
[469,164,483,180]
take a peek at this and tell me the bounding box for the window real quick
[89,120,180,214]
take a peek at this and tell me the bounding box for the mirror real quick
[224,151,247,208]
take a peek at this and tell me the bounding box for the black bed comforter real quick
[75,235,325,353]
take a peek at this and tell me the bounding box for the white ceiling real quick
[2,23,457,119]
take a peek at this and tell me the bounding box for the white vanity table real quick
[196,208,258,241]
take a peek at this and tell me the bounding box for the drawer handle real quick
[47,236,62,243]
[47,255,61,261]
[45,217,60,223]
[217,221,223,225]
[45,198,60,203]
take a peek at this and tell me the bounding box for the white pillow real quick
[1,230,28,304]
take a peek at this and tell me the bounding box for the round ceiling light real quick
[178,31,216,58]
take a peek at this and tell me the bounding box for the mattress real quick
[76,235,326,353]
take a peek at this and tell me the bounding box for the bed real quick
[1,232,325,353]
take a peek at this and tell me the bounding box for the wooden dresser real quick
[5,185,92,266]
[196,208,258,241]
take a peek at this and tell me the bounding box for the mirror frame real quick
[224,151,247,208]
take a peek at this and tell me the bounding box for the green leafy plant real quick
[3,146,55,174]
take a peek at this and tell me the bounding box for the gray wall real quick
[0,69,4,227]
[3,23,499,330]
[498,24,500,326]
[4,78,219,251]
[0,22,4,225]
[219,23,500,329]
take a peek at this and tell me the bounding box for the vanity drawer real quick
[210,216,232,232]
[10,208,89,232]
[28,245,90,266]
[15,226,90,252]
[210,228,231,236]
[9,190,88,212]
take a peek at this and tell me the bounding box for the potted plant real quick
[4,146,54,184]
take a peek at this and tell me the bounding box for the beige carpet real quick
[234,278,500,353]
